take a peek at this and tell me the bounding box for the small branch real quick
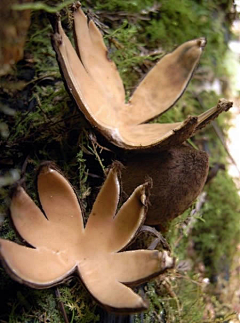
[55,288,69,323]
[21,155,30,179]
[139,225,171,251]
[212,120,240,176]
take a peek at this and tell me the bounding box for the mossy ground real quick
[0,0,239,322]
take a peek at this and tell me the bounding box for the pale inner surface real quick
[85,169,146,252]
[58,23,123,129]
[37,168,84,232]
[108,186,145,252]
[0,236,163,293]
[74,8,125,108]
[85,168,120,235]
[78,259,146,309]
[125,38,205,126]
[1,166,163,310]
[77,249,165,309]
[118,122,182,147]
[84,186,146,253]
[57,10,206,146]
[11,166,84,250]
[0,240,76,284]
[10,187,52,247]
[110,250,162,283]
[10,187,84,251]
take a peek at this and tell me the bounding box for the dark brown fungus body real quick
[121,145,209,231]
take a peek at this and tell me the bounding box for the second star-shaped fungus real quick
[0,163,174,313]
[52,3,232,151]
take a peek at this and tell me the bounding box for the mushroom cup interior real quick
[0,163,174,312]
[52,3,232,150]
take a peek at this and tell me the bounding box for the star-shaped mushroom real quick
[52,3,232,150]
[0,163,174,312]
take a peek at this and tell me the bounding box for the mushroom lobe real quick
[0,163,174,313]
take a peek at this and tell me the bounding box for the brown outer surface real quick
[121,145,209,231]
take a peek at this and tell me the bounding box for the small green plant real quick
[59,282,100,323]
[192,171,240,278]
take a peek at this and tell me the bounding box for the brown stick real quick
[55,288,69,323]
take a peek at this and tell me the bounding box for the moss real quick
[58,281,100,323]
[0,0,238,322]
[7,289,64,323]
[192,171,240,277]
[104,20,161,96]
[133,276,205,323]
[92,0,156,12]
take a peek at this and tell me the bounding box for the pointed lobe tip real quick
[198,37,207,49]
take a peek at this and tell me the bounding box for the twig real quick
[212,120,240,176]
[139,225,171,251]
[193,94,239,174]
[87,138,106,174]
[162,280,183,323]
[21,155,30,179]
[55,288,69,323]
[174,192,207,249]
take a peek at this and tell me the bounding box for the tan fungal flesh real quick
[118,121,195,148]
[0,240,75,286]
[125,38,206,125]
[78,264,147,310]
[52,5,232,150]
[111,250,165,283]
[85,169,146,252]
[73,8,125,108]
[10,186,52,248]
[0,165,174,312]
[56,21,118,130]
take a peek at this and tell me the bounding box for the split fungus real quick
[52,3,232,151]
[0,164,174,313]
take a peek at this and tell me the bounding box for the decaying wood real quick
[0,0,31,76]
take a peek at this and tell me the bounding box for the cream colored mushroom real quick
[52,3,232,150]
[0,163,174,312]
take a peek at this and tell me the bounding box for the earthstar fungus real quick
[0,163,174,312]
[52,3,232,151]
[51,4,232,227]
